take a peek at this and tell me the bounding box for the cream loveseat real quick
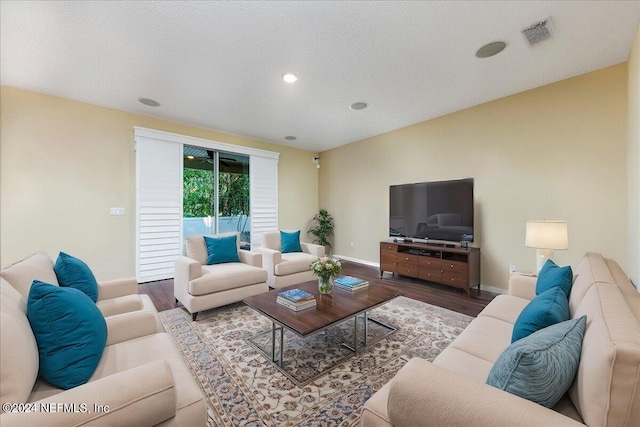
[255,231,325,289]
[174,233,268,320]
[0,253,207,426]
[362,252,640,426]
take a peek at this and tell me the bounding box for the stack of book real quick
[277,289,317,311]
[334,275,369,291]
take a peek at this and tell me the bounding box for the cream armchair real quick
[0,251,164,332]
[174,233,268,320]
[254,231,325,289]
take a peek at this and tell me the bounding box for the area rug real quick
[159,296,473,426]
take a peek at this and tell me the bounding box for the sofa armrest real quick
[254,247,282,271]
[387,358,583,427]
[97,277,138,301]
[175,256,202,282]
[508,273,537,300]
[0,360,176,426]
[301,242,325,257]
[97,294,143,317]
[238,249,263,268]
[105,310,159,345]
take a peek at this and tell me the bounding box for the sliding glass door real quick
[182,146,250,248]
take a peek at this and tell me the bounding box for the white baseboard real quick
[332,254,380,268]
[332,254,506,294]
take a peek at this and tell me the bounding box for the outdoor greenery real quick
[183,169,215,218]
[183,168,249,218]
[308,209,335,251]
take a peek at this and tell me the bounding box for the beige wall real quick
[319,64,628,292]
[0,87,319,279]
[628,23,640,289]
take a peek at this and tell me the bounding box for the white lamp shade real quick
[525,220,569,250]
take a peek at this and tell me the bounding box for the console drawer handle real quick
[450,264,454,268]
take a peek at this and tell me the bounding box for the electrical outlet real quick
[509,264,517,273]
[110,207,125,216]
[349,242,355,248]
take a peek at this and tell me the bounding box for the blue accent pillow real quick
[27,280,107,389]
[536,259,573,298]
[281,230,302,253]
[512,286,569,343]
[204,235,240,264]
[54,252,99,302]
[487,316,586,408]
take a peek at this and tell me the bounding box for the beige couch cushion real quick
[0,251,59,299]
[604,258,640,324]
[189,263,267,296]
[275,252,316,276]
[477,294,530,325]
[569,252,615,315]
[185,232,240,265]
[261,231,282,251]
[448,316,513,364]
[433,347,493,384]
[1,280,39,407]
[569,282,640,427]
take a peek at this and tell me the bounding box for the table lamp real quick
[525,220,569,273]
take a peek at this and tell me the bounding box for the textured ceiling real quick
[1,1,639,152]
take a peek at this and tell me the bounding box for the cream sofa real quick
[174,233,268,320]
[0,252,207,426]
[362,252,640,426]
[255,231,325,289]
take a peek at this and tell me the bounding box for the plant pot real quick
[318,276,334,294]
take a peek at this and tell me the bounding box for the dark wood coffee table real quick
[243,280,399,373]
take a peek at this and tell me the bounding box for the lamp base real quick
[536,249,554,273]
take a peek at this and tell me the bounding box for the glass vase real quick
[318,276,334,294]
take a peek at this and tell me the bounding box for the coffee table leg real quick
[364,311,368,345]
[279,325,284,367]
[271,322,277,362]
[353,315,358,352]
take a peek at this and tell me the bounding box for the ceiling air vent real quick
[522,17,554,46]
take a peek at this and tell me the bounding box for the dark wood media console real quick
[380,240,480,297]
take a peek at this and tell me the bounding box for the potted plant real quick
[310,256,342,294]
[308,209,335,255]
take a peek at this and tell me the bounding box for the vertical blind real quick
[135,127,279,282]
[250,155,279,248]
[135,136,183,282]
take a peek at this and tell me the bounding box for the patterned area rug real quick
[160,296,472,426]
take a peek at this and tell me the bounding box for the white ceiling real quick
[2,1,639,152]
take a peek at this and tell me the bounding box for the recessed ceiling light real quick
[186,155,194,160]
[284,136,297,141]
[138,97,160,107]
[350,102,368,110]
[475,41,507,58]
[282,73,298,83]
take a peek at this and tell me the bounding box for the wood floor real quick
[140,261,498,317]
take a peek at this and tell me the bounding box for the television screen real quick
[389,178,474,242]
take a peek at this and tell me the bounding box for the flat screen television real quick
[389,178,474,243]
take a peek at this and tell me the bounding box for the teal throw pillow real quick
[536,259,573,298]
[27,280,107,389]
[512,286,569,343]
[281,230,302,253]
[204,235,240,264]
[54,251,99,302]
[487,316,586,408]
